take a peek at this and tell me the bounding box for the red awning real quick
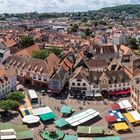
[111,103,121,110]
[104,116,117,123]
[109,88,131,95]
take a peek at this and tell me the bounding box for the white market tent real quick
[0,129,16,140]
[65,109,100,126]
[31,106,53,116]
[22,115,40,124]
[118,100,132,111]
[129,111,140,121]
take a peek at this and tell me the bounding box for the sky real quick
[0,0,140,13]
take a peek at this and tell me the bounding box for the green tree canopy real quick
[70,24,78,32]
[128,37,138,50]
[20,36,34,49]
[85,28,92,36]
[0,100,19,111]
[7,91,25,103]
[51,46,62,56]
[32,50,49,60]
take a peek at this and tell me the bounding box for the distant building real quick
[0,42,10,63]
[112,33,127,45]
[0,65,17,100]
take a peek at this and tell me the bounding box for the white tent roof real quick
[22,115,40,124]
[129,111,140,121]
[65,109,100,126]
[118,100,132,110]
[31,106,53,116]
[0,129,16,140]
[1,135,16,140]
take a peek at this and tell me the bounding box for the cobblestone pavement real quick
[1,94,140,140]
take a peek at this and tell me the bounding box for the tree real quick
[32,50,49,59]
[20,36,34,49]
[128,37,138,50]
[0,100,19,111]
[85,28,92,36]
[70,24,78,32]
[51,46,62,56]
[7,91,25,103]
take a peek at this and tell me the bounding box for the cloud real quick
[0,0,140,13]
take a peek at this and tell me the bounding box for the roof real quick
[87,59,107,69]
[16,130,33,140]
[15,44,40,57]
[39,112,56,121]
[104,116,117,123]
[60,105,72,114]
[31,106,53,116]
[65,109,100,126]
[54,118,68,127]
[114,122,129,131]
[111,103,120,110]
[129,111,140,121]
[7,54,60,77]
[0,123,13,130]
[64,135,78,140]
[104,70,130,84]
[118,100,132,110]
[0,36,17,48]
[93,136,121,140]
[119,44,130,55]
[70,66,89,82]
[77,126,103,134]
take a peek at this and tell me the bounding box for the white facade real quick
[0,75,17,100]
[0,49,10,64]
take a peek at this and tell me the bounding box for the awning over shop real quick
[60,105,72,114]
[111,103,120,110]
[22,115,40,124]
[54,118,68,127]
[39,112,56,121]
[104,116,117,123]
[109,89,130,95]
[63,135,78,140]
[109,110,125,122]
[118,100,132,111]
[94,92,102,97]
[114,122,129,131]
[86,92,93,97]
[93,136,121,140]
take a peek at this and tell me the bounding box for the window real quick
[110,85,112,88]
[38,75,41,80]
[83,83,86,86]
[72,83,75,86]
[20,71,23,76]
[114,84,117,87]
[77,83,80,86]
[77,79,82,82]
[44,77,47,82]
[33,74,36,79]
